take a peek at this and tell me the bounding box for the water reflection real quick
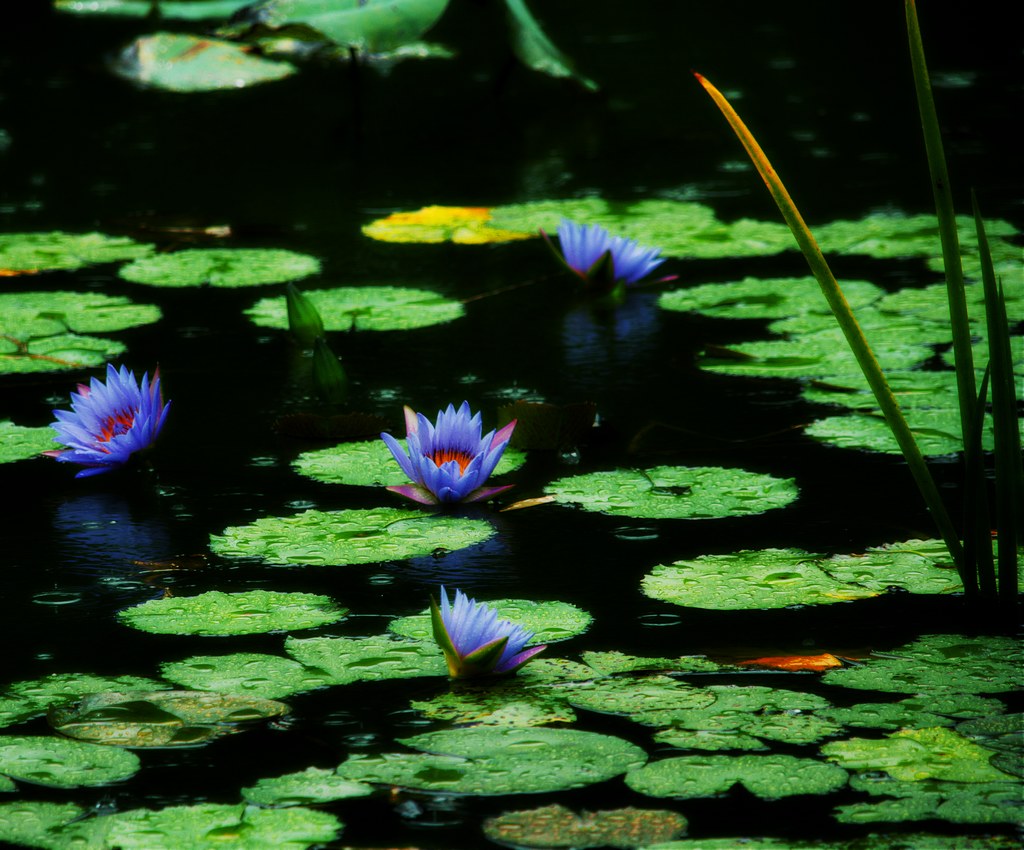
[396,534,516,590]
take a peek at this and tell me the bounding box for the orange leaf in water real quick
[0,268,37,276]
[737,653,845,671]
[362,205,534,245]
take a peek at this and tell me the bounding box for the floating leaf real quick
[835,778,1024,826]
[641,548,877,610]
[113,33,297,92]
[361,205,535,244]
[0,231,153,273]
[246,285,464,332]
[411,680,576,726]
[821,635,1022,695]
[625,753,847,800]
[337,727,646,795]
[294,438,525,487]
[0,421,55,464]
[503,0,598,91]
[814,213,1017,260]
[120,248,318,288]
[1,290,161,336]
[0,332,127,374]
[0,736,140,789]
[242,767,373,807]
[544,465,797,519]
[161,653,332,700]
[389,597,592,644]
[483,803,687,849]
[119,590,346,636]
[0,801,115,849]
[285,634,446,684]
[56,0,255,19]
[209,507,494,566]
[819,695,1006,732]
[824,539,965,594]
[1,673,169,730]
[580,652,724,676]
[822,727,1012,783]
[48,690,288,747]
[108,803,341,850]
[562,676,715,721]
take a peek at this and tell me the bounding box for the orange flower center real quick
[430,448,473,474]
[98,408,136,443]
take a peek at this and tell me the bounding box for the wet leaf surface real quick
[120,248,318,287]
[0,736,141,788]
[483,803,687,848]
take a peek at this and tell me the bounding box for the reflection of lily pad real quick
[483,804,687,849]
[242,767,373,807]
[389,598,592,644]
[48,690,289,747]
[246,285,464,332]
[113,33,297,92]
[0,231,153,273]
[337,727,647,795]
[285,635,446,684]
[626,753,847,800]
[641,548,877,610]
[161,653,332,700]
[120,248,318,287]
[294,439,525,486]
[108,803,341,850]
[821,635,1022,695]
[0,736,141,788]
[119,590,346,636]
[544,466,797,519]
[209,507,494,566]
[0,421,55,464]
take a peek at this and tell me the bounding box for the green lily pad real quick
[823,539,966,593]
[107,803,341,849]
[646,835,1020,849]
[0,231,153,273]
[515,657,599,684]
[56,0,254,19]
[337,726,647,795]
[877,279,1023,325]
[814,213,1017,259]
[0,290,161,338]
[119,248,318,288]
[47,690,289,747]
[642,548,877,610]
[242,767,373,807]
[957,714,1024,778]
[819,694,1007,732]
[658,276,884,321]
[294,438,525,486]
[483,803,687,849]
[0,801,115,850]
[562,676,715,720]
[821,727,1012,783]
[821,634,1023,695]
[805,408,998,456]
[544,466,798,519]
[626,753,847,800]
[245,285,464,332]
[285,635,446,684]
[0,735,140,789]
[580,651,725,675]
[1,673,168,730]
[410,680,576,726]
[161,653,332,700]
[835,778,1024,826]
[0,421,56,464]
[209,507,494,566]
[113,33,297,92]
[0,332,127,374]
[389,597,592,644]
[119,590,346,636]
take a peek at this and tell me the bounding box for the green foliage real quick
[161,653,331,700]
[284,634,446,684]
[834,778,1024,825]
[0,736,141,788]
[503,0,597,91]
[241,767,373,807]
[120,248,319,287]
[0,231,153,272]
[410,679,577,726]
[55,0,255,19]
[483,804,688,849]
[0,421,55,464]
[0,673,168,730]
[390,597,591,644]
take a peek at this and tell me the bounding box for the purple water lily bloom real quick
[381,402,516,505]
[545,218,667,290]
[46,364,170,478]
[431,586,546,678]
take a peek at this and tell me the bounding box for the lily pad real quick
[0,332,127,374]
[242,767,373,807]
[411,680,576,726]
[824,539,965,594]
[113,33,297,92]
[0,801,115,850]
[562,676,715,720]
[805,407,999,456]
[0,421,56,464]
[0,231,153,273]
[1,673,169,730]
[161,653,332,700]
[47,690,289,747]
[0,290,161,337]
[245,285,464,332]
[580,652,725,675]
[118,590,346,636]
[483,803,687,849]
[107,803,342,850]
[627,753,847,800]
[0,735,140,788]
[821,634,1023,695]
[119,248,318,288]
[56,0,254,19]
[814,213,1017,260]
[641,548,877,610]
[294,438,525,486]
[361,205,536,244]
[209,507,494,566]
[285,635,446,684]
[818,694,1007,732]
[544,466,798,519]
[389,597,592,644]
[336,726,647,795]
[821,727,1012,783]
[834,778,1024,826]
[504,0,598,92]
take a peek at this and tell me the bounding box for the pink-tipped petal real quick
[386,483,439,505]
[462,483,515,504]
[496,644,547,674]
[402,405,419,435]
[491,419,517,448]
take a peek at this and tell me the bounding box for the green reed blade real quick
[693,71,966,582]
[962,365,992,598]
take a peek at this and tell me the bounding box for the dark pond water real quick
[1,3,1021,849]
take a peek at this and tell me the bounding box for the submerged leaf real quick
[483,803,687,849]
[503,0,598,91]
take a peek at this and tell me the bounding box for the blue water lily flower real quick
[46,363,171,478]
[431,586,546,678]
[381,402,516,505]
[543,218,669,294]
